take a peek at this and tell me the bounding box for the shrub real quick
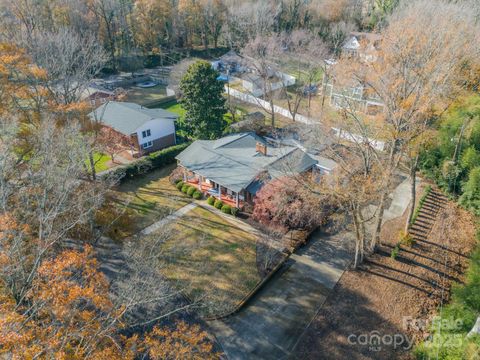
[231,207,239,217]
[187,186,196,196]
[221,204,232,214]
[399,231,415,247]
[181,184,190,193]
[193,191,203,200]
[176,181,184,190]
[102,143,190,183]
[390,242,401,259]
[169,166,185,184]
[207,196,215,206]
[214,199,223,209]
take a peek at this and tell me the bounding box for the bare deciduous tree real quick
[0,116,110,305]
[24,28,108,105]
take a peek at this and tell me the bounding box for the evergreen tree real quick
[179,60,226,140]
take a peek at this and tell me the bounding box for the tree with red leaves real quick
[252,177,327,233]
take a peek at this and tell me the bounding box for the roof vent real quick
[256,142,267,156]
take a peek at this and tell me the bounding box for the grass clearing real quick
[156,100,241,126]
[86,152,111,173]
[157,206,261,317]
[124,85,167,106]
[157,100,186,119]
[97,164,191,239]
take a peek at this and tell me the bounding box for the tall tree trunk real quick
[405,154,419,232]
[370,139,398,251]
[89,151,97,181]
[453,116,469,166]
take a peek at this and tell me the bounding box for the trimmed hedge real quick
[214,199,223,209]
[187,186,196,196]
[176,181,184,190]
[231,207,239,217]
[107,143,190,183]
[181,184,190,193]
[193,191,203,200]
[221,204,232,214]
[207,196,215,205]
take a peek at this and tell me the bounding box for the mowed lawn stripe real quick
[157,206,260,317]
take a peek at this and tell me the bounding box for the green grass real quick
[158,100,186,119]
[156,206,261,317]
[158,100,241,126]
[85,153,111,173]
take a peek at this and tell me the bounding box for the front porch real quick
[184,170,245,209]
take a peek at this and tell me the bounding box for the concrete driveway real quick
[208,227,355,360]
[208,176,415,360]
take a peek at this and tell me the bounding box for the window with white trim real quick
[141,141,153,149]
[142,129,151,138]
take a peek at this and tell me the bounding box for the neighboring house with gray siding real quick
[89,101,177,155]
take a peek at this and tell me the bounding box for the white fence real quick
[227,87,313,124]
[226,87,385,151]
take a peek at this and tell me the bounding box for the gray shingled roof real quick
[88,101,178,135]
[176,133,318,193]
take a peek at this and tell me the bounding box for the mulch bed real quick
[293,190,477,360]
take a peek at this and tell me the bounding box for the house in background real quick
[175,132,335,209]
[89,101,178,156]
[212,50,296,97]
[342,31,382,62]
[82,84,118,107]
[322,31,384,114]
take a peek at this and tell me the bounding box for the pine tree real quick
[179,60,226,140]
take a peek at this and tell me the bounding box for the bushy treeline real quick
[414,242,480,358]
[420,95,480,215]
[0,0,399,72]
[108,142,190,183]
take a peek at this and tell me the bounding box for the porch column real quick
[219,185,223,200]
[236,192,239,208]
[198,175,203,190]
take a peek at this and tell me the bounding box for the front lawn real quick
[157,100,186,119]
[96,164,191,239]
[156,206,261,317]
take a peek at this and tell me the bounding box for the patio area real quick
[185,173,245,208]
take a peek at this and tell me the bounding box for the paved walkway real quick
[140,202,198,235]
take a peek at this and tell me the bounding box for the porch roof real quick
[176,133,318,193]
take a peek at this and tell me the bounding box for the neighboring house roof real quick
[219,49,244,64]
[88,101,178,136]
[175,132,318,193]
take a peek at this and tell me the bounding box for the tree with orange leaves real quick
[329,0,480,251]
[0,241,219,359]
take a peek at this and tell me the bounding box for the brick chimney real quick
[256,142,267,156]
